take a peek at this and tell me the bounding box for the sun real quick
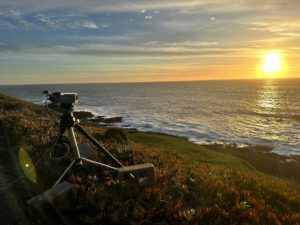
[262,53,282,73]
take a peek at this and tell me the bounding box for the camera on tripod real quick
[43,91,78,105]
[27,90,156,225]
[41,90,156,188]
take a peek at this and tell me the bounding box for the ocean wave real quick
[72,105,300,156]
[242,111,285,119]
[240,111,300,123]
[4,82,298,157]
[272,145,300,156]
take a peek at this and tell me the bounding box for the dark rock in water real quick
[89,116,122,123]
[89,116,104,123]
[73,111,94,120]
[103,116,123,123]
[73,111,123,123]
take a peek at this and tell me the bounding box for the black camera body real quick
[44,91,78,104]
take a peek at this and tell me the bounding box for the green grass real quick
[129,131,254,170]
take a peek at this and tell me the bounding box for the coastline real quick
[129,130,300,183]
[77,108,300,183]
[203,143,300,183]
[130,121,300,182]
[73,106,300,157]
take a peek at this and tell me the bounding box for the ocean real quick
[0,79,299,156]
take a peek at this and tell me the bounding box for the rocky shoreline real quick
[204,143,300,183]
[73,110,123,124]
[74,110,300,183]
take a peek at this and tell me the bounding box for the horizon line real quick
[1,76,299,86]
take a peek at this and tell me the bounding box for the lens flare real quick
[18,148,37,183]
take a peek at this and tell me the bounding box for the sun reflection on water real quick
[257,81,279,113]
[254,80,284,142]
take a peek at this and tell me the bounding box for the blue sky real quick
[0,0,300,84]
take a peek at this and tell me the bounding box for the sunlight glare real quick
[262,53,282,73]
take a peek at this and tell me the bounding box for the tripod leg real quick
[80,157,118,171]
[53,159,77,187]
[74,124,123,167]
[67,127,82,165]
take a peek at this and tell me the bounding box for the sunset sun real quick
[262,53,282,74]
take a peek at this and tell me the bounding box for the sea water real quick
[1,79,299,156]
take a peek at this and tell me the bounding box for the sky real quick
[0,0,300,84]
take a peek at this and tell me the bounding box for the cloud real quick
[8,9,21,17]
[1,0,300,16]
[37,15,57,27]
[82,21,98,29]
[144,41,218,48]
[0,1,212,13]
[0,36,252,60]
[239,37,297,49]
[67,35,130,43]
[244,19,300,41]
[100,23,110,28]
[31,14,101,29]
[0,1,299,63]
[0,8,33,28]
[0,21,15,28]
[166,41,218,47]
[278,32,300,38]
[8,43,252,60]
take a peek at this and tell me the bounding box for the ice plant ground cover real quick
[0,93,299,225]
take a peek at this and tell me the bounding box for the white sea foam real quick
[1,79,299,156]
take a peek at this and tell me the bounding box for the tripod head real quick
[43,91,78,111]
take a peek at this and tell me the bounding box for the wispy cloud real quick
[0,0,299,83]
[33,14,100,29]
[0,8,33,28]
[82,21,98,29]
[0,0,213,14]
[1,42,253,61]
[0,21,15,28]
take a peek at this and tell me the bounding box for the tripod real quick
[52,103,155,187]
